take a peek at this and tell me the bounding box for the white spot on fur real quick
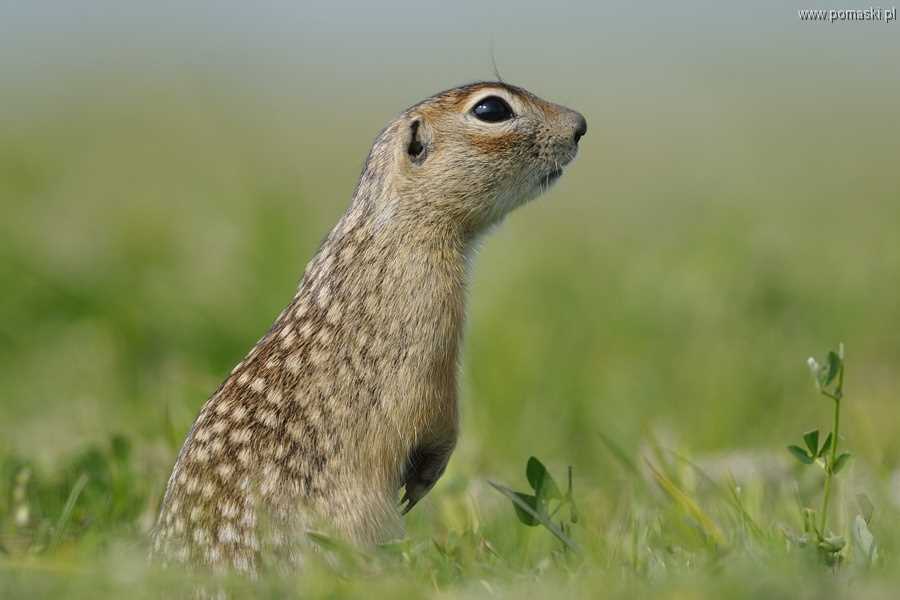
[233,554,251,572]
[273,443,287,460]
[316,327,333,347]
[256,409,278,429]
[266,389,283,405]
[260,464,281,496]
[193,527,209,545]
[201,481,216,498]
[287,422,303,442]
[319,254,334,274]
[192,445,210,463]
[218,522,238,544]
[294,303,308,319]
[326,302,343,324]
[216,463,234,480]
[298,322,314,339]
[220,500,239,519]
[250,377,266,393]
[245,533,260,551]
[286,352,303,373]
[317,284,331,308]
[240,509,256,527]
[230,404,247,421]
[229,428,252,445]
[309,348,328,366]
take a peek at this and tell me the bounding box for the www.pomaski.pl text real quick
[799,7,897,22]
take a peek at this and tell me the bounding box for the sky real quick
[3,1,897,96]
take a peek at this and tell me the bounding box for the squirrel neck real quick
[295,181,473,384]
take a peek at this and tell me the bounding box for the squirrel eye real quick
[471,96,514,123]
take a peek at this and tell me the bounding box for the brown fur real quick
[151,82,585,575]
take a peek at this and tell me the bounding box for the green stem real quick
[819,363,844,536]
[548,501,565,520]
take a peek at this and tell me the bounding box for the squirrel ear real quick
[406,118,430,164]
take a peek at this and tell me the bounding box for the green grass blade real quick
[487,480,582,555]
[53,473,89,547]
[644,460,726,548]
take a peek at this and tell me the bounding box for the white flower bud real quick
[807,357,821,389]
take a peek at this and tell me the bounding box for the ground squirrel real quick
[152,81,586,574]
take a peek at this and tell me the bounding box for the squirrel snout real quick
[572,112,587,144]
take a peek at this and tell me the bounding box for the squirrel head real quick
[357,82,586,237]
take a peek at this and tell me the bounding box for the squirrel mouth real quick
[539,168,564,188]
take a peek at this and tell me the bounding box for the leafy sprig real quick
[786,343,873,566]
[489,457,581,555]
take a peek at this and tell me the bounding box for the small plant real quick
[786,343,863,566]
[489,457,581,555]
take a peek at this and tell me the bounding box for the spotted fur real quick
[151,81,586,575]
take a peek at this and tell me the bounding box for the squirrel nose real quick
[573,113,587,144]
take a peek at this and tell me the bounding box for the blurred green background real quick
[1,2,899,597]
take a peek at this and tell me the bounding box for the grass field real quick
[1,72,899,599]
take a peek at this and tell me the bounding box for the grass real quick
[1,75,900,598]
